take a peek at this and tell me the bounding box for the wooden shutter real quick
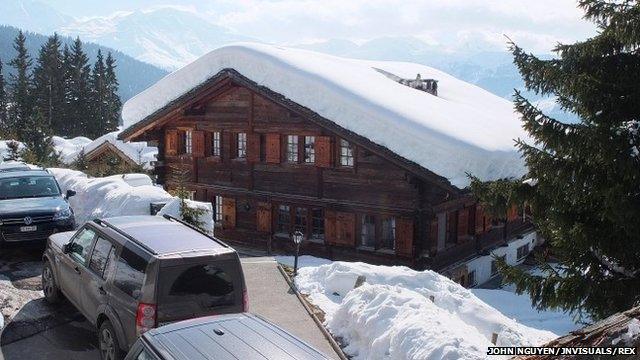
[266,133,281,163]
[192,130,205,157]
[325,210,336,244]
[222,197,236,229]
[457,208,469,237]
[315,136,332,168]
[335,212,355,246]
[507,205,519,221]
[396,218,414,257]
[204,132,212,157]
[475,205,485,234]
[165,130,178,156]
[429,219,439,252]
[247,133,261,163]
[257,202,271,233]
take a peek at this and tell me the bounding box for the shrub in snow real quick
[157,197,213,235]
[294,261,557,360]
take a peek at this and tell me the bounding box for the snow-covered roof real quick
[122,43,527,187]
[52,132,157,167]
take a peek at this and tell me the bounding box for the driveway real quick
[0,249,339,359]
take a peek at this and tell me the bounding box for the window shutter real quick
[266,133,281,163]
[192,130,205,157]
[457,208,469,237]
[396,218,414,257]
[204,132,212,157]
[475,206,485,234]
[222,197,236,229]
[165,130,178,156]
[247,133,261,163]
[335,212,355,246]
[507,205,519,221]
[257,202,271,232]
[325,210,336,244]
[315,136,332,168]
[429,219,439,252]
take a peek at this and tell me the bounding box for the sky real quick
[37,0,598,53]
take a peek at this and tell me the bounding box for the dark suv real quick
[0,166,76,245]
[42,215,248,360]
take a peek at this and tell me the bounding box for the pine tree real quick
[89,50,108,138]
[0,59,7,137]
[8,30,33,140]
[20,109,57,166]
[3,140,22,161]
[104,52,121,132]
[64,37,91,137]
[471,0,640,321]
[33,33,65,135]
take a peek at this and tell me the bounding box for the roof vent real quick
[399,74,438,96]
[374,68,438,96]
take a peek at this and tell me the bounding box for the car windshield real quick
[0,176,61,200]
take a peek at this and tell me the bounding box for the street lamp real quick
[292,230,304,276]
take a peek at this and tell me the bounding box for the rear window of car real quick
[158,261,240,308]
[113,245,148,299]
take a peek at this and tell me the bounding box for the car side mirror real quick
[66,189,76,199]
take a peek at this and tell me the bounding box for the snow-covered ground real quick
[276,256,579,360]
[50,168,213,234]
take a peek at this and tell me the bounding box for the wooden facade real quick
[84,141,139,167]
[121,69,530,270]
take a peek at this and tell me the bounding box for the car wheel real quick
[99,320,124,360]
[42,261,61,304]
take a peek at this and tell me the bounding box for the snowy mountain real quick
[58,7,253,70]
[0,0,72,35]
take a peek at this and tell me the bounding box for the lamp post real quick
[292,230,304,276]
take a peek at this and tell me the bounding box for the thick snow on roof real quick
[52,132,157,167]
[122,43,527,187]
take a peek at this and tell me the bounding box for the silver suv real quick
[42,215,248,360]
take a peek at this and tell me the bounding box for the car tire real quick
[99,320,125,360]
[42,261,61,304]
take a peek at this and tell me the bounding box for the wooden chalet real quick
[84,140,140,168]
[119,45,532,275]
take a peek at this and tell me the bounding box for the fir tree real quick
[0,59,7,137]
[104,52,121,132]
[89,50,108,138]
[8,30,33,140]
[20,109,57,166]
[64,37,91,137]
[169,164,208,233]
[33,33,65,134]
[471,0,640,321]
[3,140,22,162]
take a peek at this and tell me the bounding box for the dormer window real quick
[339,139,353,167]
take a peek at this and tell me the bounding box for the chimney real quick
[399,73,438,96]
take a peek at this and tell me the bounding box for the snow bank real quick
[49,168,213,234]
[52,136,92,163]
[122,43,527,187]
[293,260,556,359]
[103,173,154,187]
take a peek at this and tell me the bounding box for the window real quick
[113,246,148,299]
[184,130,193,154]
[380,217,396,250]
[0,176,61,199]
[213,195,223,223]
[304,136,315,163]
[164,265,235,306]
[491,255,506,276]
[311,208,324,241]
[339,139,354,167]
[211,131,221,157]
[89,237,114,278]
[517,244,530,260]
[286,135,298,163]
[69,228,96,265]
[294,207,308,233]
[467,270,476,287]
[237,132,247,158]
[276,205,291,234]
[360,215,376,247]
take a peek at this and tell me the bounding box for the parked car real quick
[0,165,76,246]
[124,313,332,360]
[41,215,248,360]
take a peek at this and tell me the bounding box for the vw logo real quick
[24,217,33,225]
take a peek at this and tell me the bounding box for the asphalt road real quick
[0,248,339,360]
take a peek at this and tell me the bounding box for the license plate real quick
[20,226,37,232]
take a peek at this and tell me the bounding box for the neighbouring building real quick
[119,44,533,284]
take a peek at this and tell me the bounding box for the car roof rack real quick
[161,214,230,248]
[93,218,159,255]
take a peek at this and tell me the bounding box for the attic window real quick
[374,68,438,96]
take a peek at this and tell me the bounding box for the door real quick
[81,236,116,322]
[57,226,97,312]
